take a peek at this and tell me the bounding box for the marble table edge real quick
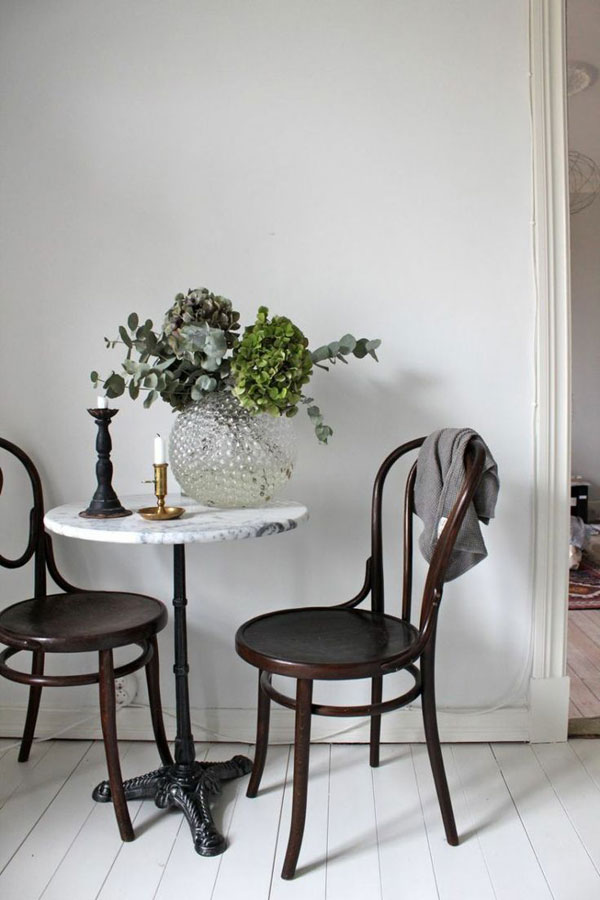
[44,496,309,545]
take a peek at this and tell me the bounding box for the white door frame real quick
[528,0,571,741]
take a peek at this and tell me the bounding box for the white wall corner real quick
[528,675,570,742]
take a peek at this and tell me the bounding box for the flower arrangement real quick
[91,287,381,443]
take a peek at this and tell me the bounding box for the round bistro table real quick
[44,494,308,857]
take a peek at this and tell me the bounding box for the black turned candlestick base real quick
[80,408,132,519]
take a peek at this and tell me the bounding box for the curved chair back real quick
[0,438,76,596]
[369,436,486,639]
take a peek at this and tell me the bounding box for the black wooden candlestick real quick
[80,408,132,518]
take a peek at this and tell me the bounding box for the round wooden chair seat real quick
[0,592,168,653]
[0,437,173,844]
[236,607,419,680]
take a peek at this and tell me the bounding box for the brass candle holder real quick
[138,463,184,521]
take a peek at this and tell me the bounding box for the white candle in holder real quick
[97,396,109,409]
[154,434,167,465]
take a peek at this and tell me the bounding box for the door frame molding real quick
[528,0,571,741]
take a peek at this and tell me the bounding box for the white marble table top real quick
[44,494,308,545]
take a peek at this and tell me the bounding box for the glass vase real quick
[169,392,297,508]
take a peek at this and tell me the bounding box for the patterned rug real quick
[569,556,600,610]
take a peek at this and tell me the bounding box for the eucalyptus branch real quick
[91,288,381,440]
[301,396,333,444]
[310,334,381,367]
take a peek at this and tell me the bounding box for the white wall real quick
[568,0,600,514]
[0,0,536,739]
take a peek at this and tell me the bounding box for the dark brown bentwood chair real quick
[0,438,173,841]
[236,436,486,879]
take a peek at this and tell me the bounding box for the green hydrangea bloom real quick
[231,306,313,417]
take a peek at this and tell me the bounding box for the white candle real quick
[154,434,167,465]
[97,395,109,409]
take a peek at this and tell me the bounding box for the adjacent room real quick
[566,0,600,735]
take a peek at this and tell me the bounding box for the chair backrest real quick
[369,436,486,640]
[0,438,75,596]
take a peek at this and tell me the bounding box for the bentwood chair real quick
[236,436,486,879]
[0,438,173,842]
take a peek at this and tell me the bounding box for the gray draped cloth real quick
[414,428,499,582]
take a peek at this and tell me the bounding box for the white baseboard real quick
[528,675,570,742]
[0,703,530,744]
[1,675,571,745]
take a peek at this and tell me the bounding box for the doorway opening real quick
[566,0,600,736]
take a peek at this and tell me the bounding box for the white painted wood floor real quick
[2,738,600,900]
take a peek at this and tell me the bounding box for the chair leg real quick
[18,650,45,762]
[98,649,134,842]
[282,678,313,880]
[369,675,383,767]
[144,635,174,767]
[247,670,271,798]
[421,646,458,845]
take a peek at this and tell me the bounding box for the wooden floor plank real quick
[567,667,600,717]
[493,743,600,899]
[0,738,18,760]
[95,743,209,900]
[534,741,600,874]
[574,611,600,648]
[576,672,600,705]
[372,744,438,900]
[411,744,495,900]
[451,744,552,900]
[570,737,600,791]
[210,745,290,900]
[568,610,600,719]
[40,741,177,900]
[0,738,56,809]
[568,623,600,680]
[567,641,600,685]
[39,742,152,900]
[325,744,382,900]
[570,699,583,717]
[567,648,600,715]
[569,619,600,673]
[0,741,133,900]
[153,743,251,900]
[9,738,600,900]
[0,740,92,874]
[269,743,330,899]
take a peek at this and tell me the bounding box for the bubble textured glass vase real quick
[169,393,297,508]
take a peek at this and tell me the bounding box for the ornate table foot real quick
[92,755,253,855]
[203,755,254,784]
[159,779,226,855]
[92,765,169,803]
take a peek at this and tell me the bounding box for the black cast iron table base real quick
[91,543,253,856]
[92,755,252,855]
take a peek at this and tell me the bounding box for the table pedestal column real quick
[93,543,252,855]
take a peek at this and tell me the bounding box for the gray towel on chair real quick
[414,428,499,581]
